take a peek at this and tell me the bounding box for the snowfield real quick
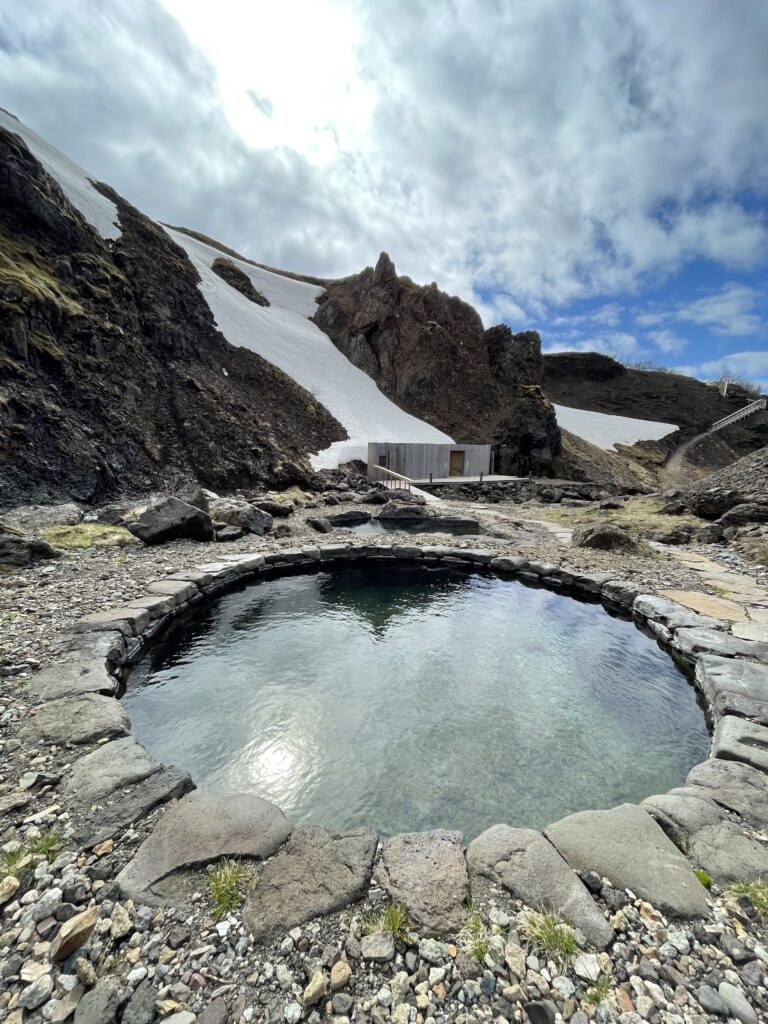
[167,229,453,467]
[554,404,677,451]
[0,108,120,240]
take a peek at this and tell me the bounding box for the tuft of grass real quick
[1,846,29,878]
[361,902,411,943]
[28,829,65,860]
[459,905,490,962]
[207,859,254,921]
[40,523,137,549]
[695,868,712,890]
[519,909,579,967]
[727,880,768,918]
[584,975,611,1006]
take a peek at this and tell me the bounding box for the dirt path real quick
[660,429,711,488]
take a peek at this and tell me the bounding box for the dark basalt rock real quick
[211,256,270,306]
[125,497,215,545]
[0,531,60,565]
[0,121,344,505]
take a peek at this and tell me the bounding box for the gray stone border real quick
[21,541,768,936]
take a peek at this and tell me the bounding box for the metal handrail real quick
[370,464,413,491]
[710,397,767,433]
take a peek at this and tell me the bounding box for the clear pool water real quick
[123,565,710,839]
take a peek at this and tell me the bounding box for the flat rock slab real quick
[732,620,768,643]
[20,694,130,745]
[243,826,377,942]
[659,590,746,622]
[23,659,117,703]
[467,825,612,948]
[633,594,723,632]
[65,737,163,806]
[713,716,768,773]
[673,627,768,663]
[76,767,193,848]
[375,830,469,936]
[545,803,709,919]
[686,758,768,831]
[696,655,768,724]
[117,790,292,900]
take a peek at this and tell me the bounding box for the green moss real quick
[0,231,83,316]
[40,524,137,549]
[694,868,712,889]
[727,880,768,917]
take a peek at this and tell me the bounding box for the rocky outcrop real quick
[493,385,560,476]
[314,254,560,474]
[211,257,269,306]
[124,497,215,545]
[0,122,344,506]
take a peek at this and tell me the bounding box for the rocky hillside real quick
[544,352,768,454]
[0,116,346,505]
[314,254,560,474]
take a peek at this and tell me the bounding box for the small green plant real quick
[29,829,65,860]
[207,858,254,921]
[1,846,29,878]
[695,868,712,889]
[520,909,579,967]
[727,880,768,918]
[361,902,411,942]
[459,905,490,962]
[584,974,611,1006]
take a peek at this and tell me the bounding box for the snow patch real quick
[167,229,453,468]
[0,108,120,240]
[554,404,677,451]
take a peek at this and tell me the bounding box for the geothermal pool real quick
[123,564,709,838]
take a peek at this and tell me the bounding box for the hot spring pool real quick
[123,564,710,839]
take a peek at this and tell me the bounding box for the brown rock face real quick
[314,253,560,475]
[211,256,270,306]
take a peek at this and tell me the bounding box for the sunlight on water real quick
[123,565,710,839]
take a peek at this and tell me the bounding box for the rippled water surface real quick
[124,565,710,838]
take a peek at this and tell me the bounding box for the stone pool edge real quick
[19,541,768,943]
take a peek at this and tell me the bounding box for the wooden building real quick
[367,442,492,481]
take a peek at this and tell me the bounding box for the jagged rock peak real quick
[372,251,398,291]
[485,325,544,388]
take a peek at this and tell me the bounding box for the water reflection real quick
[123,566,710,839]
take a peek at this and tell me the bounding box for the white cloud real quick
[695,351,768,391]
[0,0,766,315]
[676,285,765,336]
[648,329,687,355]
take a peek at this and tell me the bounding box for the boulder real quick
[2,502,82,532]
[214,524,244,542]
[243,826,377,941]
[0,532,60,566]
[572,524,637,551]
[467,825,612,948]
[307,517,333,533]
[687,488,745,520]
[493,384,560,477]
[20,694,130,745]
[252,498,294,517]
[125,496,215,545]
[326,509,371,526]
[717,502,768,527]
[74,976,121,1024]
[545,803,710,919]
[207,496,272,535]
[117,790,292,900]
[376,501,432,522]
[673,627,768,664]
[375,830,468,936]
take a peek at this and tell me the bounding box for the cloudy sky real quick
[1,0,767,387]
